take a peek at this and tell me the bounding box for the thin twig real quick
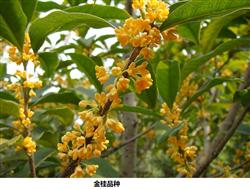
[101,124,156,158]
[211,160,250,178]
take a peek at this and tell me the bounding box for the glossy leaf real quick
[29,11,113,52]
[20,0,37,23]
[36,1,66,12]
[41,107,74,125]
[0,63,6,78]
[35,148,56,168]
[0,0,27,50]
[182,38,250,80]
[0,135,23,152]
[69,53,102,92]
[0,98,19,117]
[39,52,59,77]
[160,0,250,31]
[32,91,81,106]
[156,60,181,109]
[176,21,200,45]
[201,11,245,53]
[66,4,130,20]
[115,105,161,118]
[182,77,242,112]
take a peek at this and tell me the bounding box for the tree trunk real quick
[120,92,138,177]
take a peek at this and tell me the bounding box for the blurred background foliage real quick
[0,0,250,177]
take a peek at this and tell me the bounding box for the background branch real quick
[102,124,156,158]
[193,62,250,177]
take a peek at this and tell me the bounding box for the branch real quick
[211,160,250,178]
[101,124,156,158]
[60,47,142,178]
[28,154,36,177]
[23,62,36,178]
[193,62,250,177]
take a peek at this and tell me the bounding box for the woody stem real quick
[60,47,142,177]
[23,61,36,178]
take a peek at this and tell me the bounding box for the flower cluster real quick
[22,137,36,156]
[57,70,127,177]
[70,164,99,178]
[175,75,198,105]
[160,76,198,176]
[58,0,171,178]
[167,121,197,177]
[8,33,39,66]
[7,33,41,156]
[160,76,197,127]
[160,103,181,127]
[132,0,169,22]
[115,0,170,59]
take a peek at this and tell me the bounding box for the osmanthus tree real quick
[0,0,250,178]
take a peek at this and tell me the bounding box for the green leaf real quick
[115,105,161,118]
[38,132,58,148]
[66,4,130,20]
[182,77,242,112]
[35,148,56,168]
[138,63,157,108]
[67,0,87,6]
[160,0,250,31]
[32,91,81,106]
[201,11,245,53]
[69,53,102,92]
[0,0,27,50]
[20,0,37,23]
[0,63,6,78]
[234,88,250,106]
[0,135,23,152]
[156,60,181,109]
[29,10,113,52]
[41,107,74,125]
[36,1,66,12]
[39,52,59,77]
[0,91,17,102]
[182,37,250,80]
[176,21,200,45]
[0,98,19,117]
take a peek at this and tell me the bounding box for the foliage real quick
[0,0,250,178]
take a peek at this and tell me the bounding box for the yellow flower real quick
[111,66,122,76]
[95,92,107,108]
[85,164,98,176]
[29,89,36,97]
[106,119,125,133]
[70,165,85,178]
[184,146,197,159]
[95,65,110,84]
[132,0,144,10]
[57,143,68,153]
[161,28,178,41]
[127,62,137,78]
[23,137,36,156]
[117,77,130,92]
[140,47,153,59]
[135,74,153,94]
